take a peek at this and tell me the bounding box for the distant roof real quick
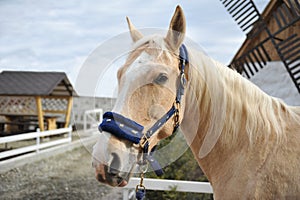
[0,71,77,96]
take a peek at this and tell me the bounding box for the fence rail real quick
[123,177,213,200]
[0,127,72,160]
[83,109,103,132]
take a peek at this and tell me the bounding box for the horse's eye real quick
[154,73,168,85]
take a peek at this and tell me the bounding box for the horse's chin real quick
[105,175,128,187]
[94,164,129,187]
[117,179,128,187]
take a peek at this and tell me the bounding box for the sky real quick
[0,0,270,97]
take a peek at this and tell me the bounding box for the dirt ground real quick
[0,143,123,200]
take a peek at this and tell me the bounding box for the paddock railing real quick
[83,109,103,132]
[0,127,72,160]
[123,177,213,200]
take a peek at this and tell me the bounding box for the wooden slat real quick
[43,110,66,114]
[35,96,44,131]
[220,0,260,33]
[64,97,73,128]
[234,3,252,20]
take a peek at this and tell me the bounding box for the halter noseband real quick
[98,44,188,176]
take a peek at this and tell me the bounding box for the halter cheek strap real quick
[98,44,188,176]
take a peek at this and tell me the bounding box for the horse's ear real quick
[165,5,186,52]
[126,17,143,42]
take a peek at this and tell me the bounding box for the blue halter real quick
[98,44,188,176]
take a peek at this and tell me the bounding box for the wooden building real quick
[232,0,299,62]
[230,0,300,94]
[0,71,77,134]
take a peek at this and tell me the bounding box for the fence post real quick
[123,189,129,200]
[83,111,87,132]
[68,126,72,143]
[36,128,40,153]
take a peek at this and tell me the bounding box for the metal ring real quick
[139,162,149,173]
[139,135,149,148]
[180,73,186,87]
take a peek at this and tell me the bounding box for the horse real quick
[92,5,300,199]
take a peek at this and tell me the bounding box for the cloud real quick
[0,0,268,97]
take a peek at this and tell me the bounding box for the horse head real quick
[92,6,188,187]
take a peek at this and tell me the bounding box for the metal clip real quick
[136,169,146,192]
[136,184,146,192]
[139,135,149,148]
[139,161,149,173]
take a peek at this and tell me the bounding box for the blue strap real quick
[99,112,143,144]
[136,188,146,200]
[176,44,188,103]
[146,154,164,176]
[99,112,165,176]
[103,112,144,131]
[179,44,189,67]
[145,105,177,138]
[142,145,164,176]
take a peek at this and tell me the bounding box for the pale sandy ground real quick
[0,143,123,200]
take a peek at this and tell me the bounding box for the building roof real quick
[0,71,77,96]
[229,0,300,93]
[231,0,300,64]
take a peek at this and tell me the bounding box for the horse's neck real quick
[179,50,300,197]
[181,51,252,147]
[180,51,276,184]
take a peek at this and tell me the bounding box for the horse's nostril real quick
[97,173,105,182]
[108,153,121,175]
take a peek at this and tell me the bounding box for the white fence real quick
[0,127,72,160]
[83,109,103,132]
[123,177,213,200]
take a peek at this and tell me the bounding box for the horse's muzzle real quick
[93,163,128,187]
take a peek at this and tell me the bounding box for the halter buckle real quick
[139,135,149,148]
[173,102,180,128]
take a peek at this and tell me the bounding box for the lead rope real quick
[135,162,148,200]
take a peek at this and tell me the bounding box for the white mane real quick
[186,47,295,155]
